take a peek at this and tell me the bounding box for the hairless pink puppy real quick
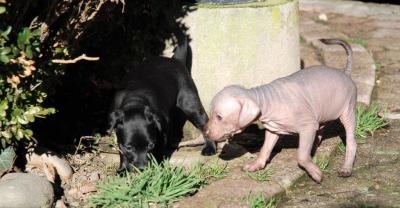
[204,39,357,183]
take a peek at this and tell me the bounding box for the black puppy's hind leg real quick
[177,90,216,156]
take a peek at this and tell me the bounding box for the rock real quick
[318,13,328,21]
[80,182,97,194]
[89,171,101,181]
[0,173,54,208]
[99,152,120,165]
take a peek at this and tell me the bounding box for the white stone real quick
[318,13,328,21]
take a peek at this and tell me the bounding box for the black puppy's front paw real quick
[201,142,217,156]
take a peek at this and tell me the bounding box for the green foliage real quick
[338,141,346,154]
[313,156,329,171]
[0,6,66,149]
[0,146,16,176]
[0,7,5,15]
[243,192,278,208]
[356,104,388,140]
[348,38,368,48]
[246,167,273,182]
[90,156,205,207]
[374,60,382,71]
[192,157,228,181]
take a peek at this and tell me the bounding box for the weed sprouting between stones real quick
[313,156,329,172]
[348,38,368,48]
[374,60,382,71]
[89,156,205,208]
[246,167,273,182]
[192,156,228,181]
[242,192,278,208]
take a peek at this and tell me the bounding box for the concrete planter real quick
[165,0,300,137]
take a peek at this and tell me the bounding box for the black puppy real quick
[107,39,216,171]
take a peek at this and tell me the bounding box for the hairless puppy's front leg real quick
[243,130,279,172]
[297,127,322,183]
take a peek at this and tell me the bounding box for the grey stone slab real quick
[301,45,322,68]
[301,30,348,45]
[372,28,400,39]
[300,0,400,17]
[367,38,400,52]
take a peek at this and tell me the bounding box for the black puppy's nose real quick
[134,161,147,170]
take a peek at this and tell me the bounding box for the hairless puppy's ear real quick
[238,98,260,128]
[107,110,124,135]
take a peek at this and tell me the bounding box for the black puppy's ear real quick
[144,106,163,132]
[107,110,124,135]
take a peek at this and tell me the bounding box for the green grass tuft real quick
[89,156,205,208]
[243,192,278,208]
[374,60,382,71]
[300,36,306,44]
[246,167,273,182]
[348,38,368,48]
[356,104,388,140]
[192,157,228,181]
[338,141,346,154]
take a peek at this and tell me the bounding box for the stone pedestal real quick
[165,0,300,138]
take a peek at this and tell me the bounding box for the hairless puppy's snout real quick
[206,85,260,141]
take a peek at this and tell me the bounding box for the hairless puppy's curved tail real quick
[320,38,353,76]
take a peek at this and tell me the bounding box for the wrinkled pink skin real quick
[204,66,357,183]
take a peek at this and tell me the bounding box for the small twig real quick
[99,150,119,155]
[87,0,106,21]
[74,135,97,155]
[178,135,205,147]
[52,54,99,64]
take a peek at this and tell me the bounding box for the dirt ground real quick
[278,120,400,208]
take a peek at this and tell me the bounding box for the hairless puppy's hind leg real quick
[297,126,323,183]
[338,108,357,177]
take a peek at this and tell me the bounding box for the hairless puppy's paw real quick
[338,168,352,177]
[299,160,323,183]
[242,160,266,172]
[307,167,323,183]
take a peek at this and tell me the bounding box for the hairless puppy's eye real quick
[216,115,223,121]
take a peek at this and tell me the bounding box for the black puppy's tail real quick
[172,36,188,67]
[320,38,353,76]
